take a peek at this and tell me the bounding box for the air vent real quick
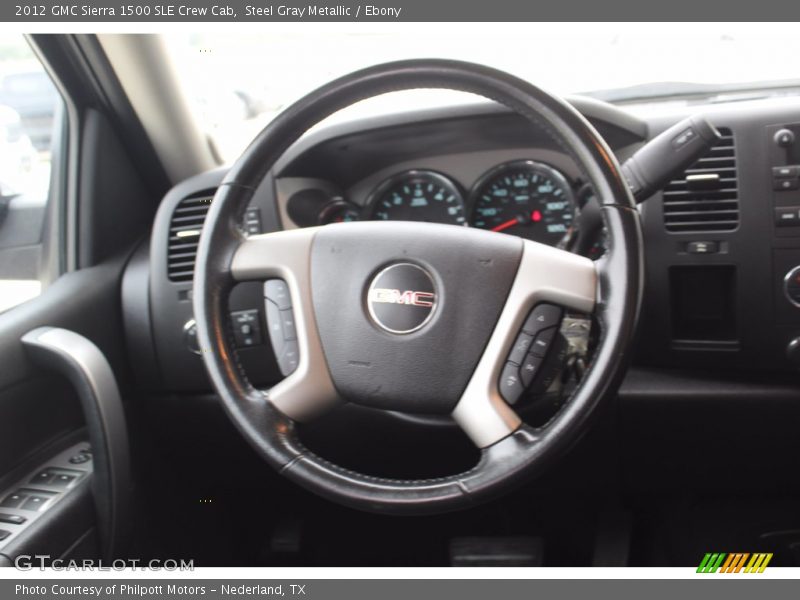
[167,193,213,282]
[662,127,739,233]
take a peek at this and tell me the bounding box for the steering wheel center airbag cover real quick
[311,221,522,414]
[367,262,438,334]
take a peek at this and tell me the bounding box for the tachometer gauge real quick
[368,170,466,225]
[469,160,575,246]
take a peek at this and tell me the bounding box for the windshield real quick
[163,24,800,161]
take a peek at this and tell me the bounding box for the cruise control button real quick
[279,309,297,341]
[522,304,563,335]
[519,353,544,387]
[499,362,525,404]
[530,328,557,358]
[265,279,291,309]
[508,333,533,365]
[266,298,283,336]
[277,340,300,375]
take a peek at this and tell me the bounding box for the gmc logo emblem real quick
[368,288,435,307]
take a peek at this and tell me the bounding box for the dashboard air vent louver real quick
[662,127,739,233]
[167,193,213,282]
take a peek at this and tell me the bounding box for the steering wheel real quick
[193,59,642,515]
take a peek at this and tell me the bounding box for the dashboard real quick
[122,94,800,397]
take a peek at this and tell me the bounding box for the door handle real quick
[21,327,131,561]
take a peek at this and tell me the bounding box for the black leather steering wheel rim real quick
[193,59,643,515]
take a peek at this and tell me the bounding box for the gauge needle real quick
[491,218,520,232]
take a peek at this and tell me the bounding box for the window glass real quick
[164,25,800,161]
[0,35,63,312]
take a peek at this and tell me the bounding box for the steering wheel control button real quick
[367,263,437,334]
[507,333,534,364]
[499,362,525,404]
[0,514,26,525]
[277,340,300,375]
[531,328,557,358]
[0,493,26,509]
[264,280,301,375]
[522,304,563,334]
[519,353,544,387]
[265,279,291,310]
[231,309,262,347]
[279,309,297,341]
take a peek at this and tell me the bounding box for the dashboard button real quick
[507,333,533,365]
[522,304,562,335]
[773,166,800,179]
[499,362,525,404]
[265,279,292,310]
[776,207,800,226]
[687,241,719,254]
[774,178,799,191]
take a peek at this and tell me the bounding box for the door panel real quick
[0,256,131,562]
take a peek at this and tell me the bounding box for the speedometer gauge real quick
[469,161,575,246]
[368,170,466,225]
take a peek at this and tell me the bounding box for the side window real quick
[0,35,64,312]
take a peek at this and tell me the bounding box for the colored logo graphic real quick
[697,553,773,573]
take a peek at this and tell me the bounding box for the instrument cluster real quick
[291,159,591,251]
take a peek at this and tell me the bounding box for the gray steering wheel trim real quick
[193,59,643,515]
